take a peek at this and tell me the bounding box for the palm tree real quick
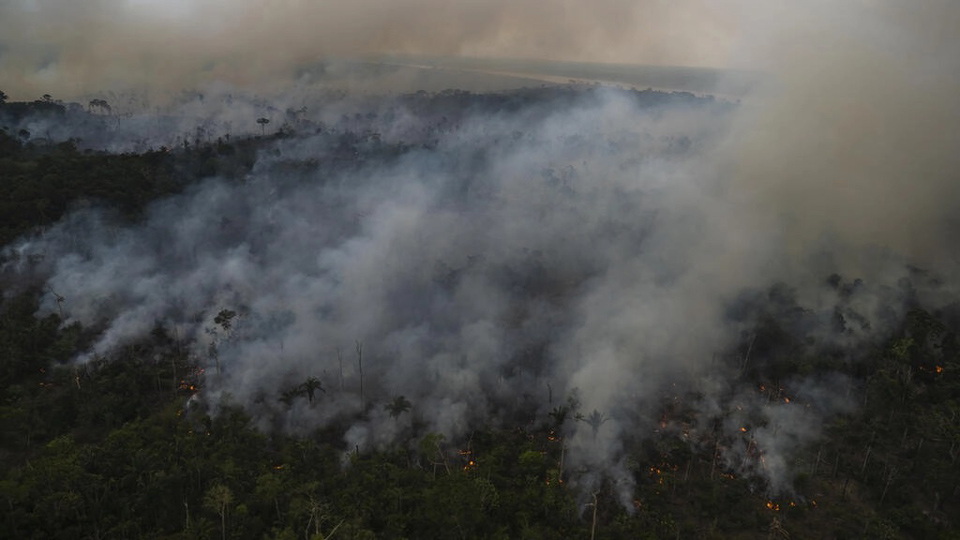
[548,405,569,428]
[581,409,609,440]
[385,395,412,419]
[301,377,324,403]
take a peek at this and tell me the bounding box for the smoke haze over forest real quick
[2,0,960,517]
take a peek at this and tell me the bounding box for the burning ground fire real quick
[766,499,816,512]
[178,367,206,393]
[459,449,476,472]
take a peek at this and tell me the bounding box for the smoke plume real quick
[2,0,960,503]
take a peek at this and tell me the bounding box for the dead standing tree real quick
[356,340,364,408]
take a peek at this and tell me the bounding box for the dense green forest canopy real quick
[1,88,959,540]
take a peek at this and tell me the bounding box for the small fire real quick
[740,427,747,433]
[461,449,477,471]
[648,466,664,485]
[273,465,284,470]
[936,366,944,374]
[766,501,780,511]
[784,397,791,403]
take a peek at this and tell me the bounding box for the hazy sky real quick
[0,0,739,99]
[4,1,957,101]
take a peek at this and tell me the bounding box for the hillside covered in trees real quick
[1,87,959,540]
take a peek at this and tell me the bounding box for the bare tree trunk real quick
[356,341,364,408]
[710,441,720,480]
[880,467,897,506]
[590,492,599,540]
[171,335,179,396]
[220,505,227,540]
[558,443,565,481]
[739,334,756,376]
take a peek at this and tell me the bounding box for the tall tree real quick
[256,117,270,135]
[204,484,233,540]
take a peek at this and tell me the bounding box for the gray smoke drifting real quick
[3,0,960,504]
